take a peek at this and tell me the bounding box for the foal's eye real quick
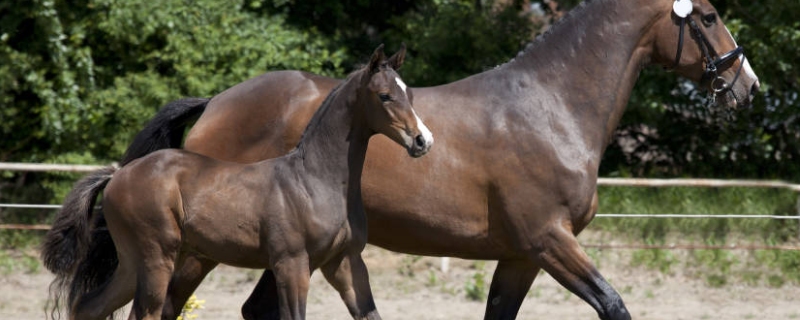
[702,13,717,26]
[378,94,391,102]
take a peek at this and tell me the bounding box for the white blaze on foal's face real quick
[395,76,433,145]
[412,109,433,145]
[395,77,407,95]
[394,76,433,148]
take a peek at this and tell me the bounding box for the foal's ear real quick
[388,43,406,70]
[368,44,386,74]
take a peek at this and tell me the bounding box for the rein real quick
[669,8,746,105]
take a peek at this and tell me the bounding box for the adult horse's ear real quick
[368,44,386,74]
[388,43,406,70]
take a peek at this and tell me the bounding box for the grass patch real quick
[592,186,800,286]
[594,186,798,243]
[464,261,487,301]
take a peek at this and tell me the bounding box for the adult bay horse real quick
[45,0,760,319]
[42,45,433,320]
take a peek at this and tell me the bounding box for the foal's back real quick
[103,148,331,268]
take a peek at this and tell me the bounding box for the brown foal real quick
[43,45,432,320]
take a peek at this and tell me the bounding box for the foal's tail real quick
[41,97,208,318]
[41,166,117,317]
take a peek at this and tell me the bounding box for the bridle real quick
[669,6,746,105]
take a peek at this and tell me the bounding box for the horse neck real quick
[295,77,372,195]
[509,0,665,156]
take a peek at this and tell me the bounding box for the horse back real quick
[185,71,342,163]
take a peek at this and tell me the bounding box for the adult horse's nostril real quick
[415,135,425,148]
[750,80,760,98]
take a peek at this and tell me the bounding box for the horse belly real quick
[182,209,271,268]
[361,136,515,260]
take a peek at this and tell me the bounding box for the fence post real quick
[441,257,450,273]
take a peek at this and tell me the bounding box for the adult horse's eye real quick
[702,13,717,26]
[378,94,391,102]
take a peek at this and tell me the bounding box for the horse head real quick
[358,44,433,158]
[652,0,759,108]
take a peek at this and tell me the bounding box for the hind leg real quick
[161,253,219,320]
[483,260,540,320]
[321,253,380,320]
[71,259,137,320]
[241,270,281,320]
[128,246,179,320]
[531,223,630,320]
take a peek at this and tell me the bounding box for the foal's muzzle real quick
[408,134,432,158]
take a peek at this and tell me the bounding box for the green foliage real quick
[0,0,345,228]
[594,186,798,243]
[600,0,800,179]
[384,0,539,86]
[464,261,487,301]
[398,255,423,277]
[595,185,800,286]
[0,250,41,274]
[755,249,800,285]
[631,249,677,274]
[255,0,538,86]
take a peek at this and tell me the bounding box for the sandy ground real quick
[2,245,798,320]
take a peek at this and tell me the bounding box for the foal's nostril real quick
[415,135,425,148]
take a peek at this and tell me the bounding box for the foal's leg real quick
[321,253,381,320]
[272,255,311,320]
[241,270,281,320]
[126,217,181,320]
[71,258,137,320]
[161,254,219,320]
[129,247,179,320]
[532,223,630,320]
[483,260,540,320]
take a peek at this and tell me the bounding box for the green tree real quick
[0,0,345,223]
[599,0,800,180]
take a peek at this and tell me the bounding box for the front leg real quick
[532,224,630,320]
[321,253,381,320]
[484,260,541,320]
[272,255,311,320]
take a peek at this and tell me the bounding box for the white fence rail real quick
[597,177,800,192]
[0,162,110,172]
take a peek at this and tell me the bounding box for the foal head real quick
[357,44,433,158]
[651,0,759,108]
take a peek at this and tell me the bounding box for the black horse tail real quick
[41,166,117,318]
[120,97,209,166]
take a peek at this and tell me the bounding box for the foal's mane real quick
[295,67,366,151]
